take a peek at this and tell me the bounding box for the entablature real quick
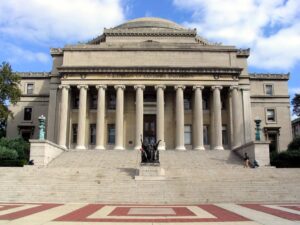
[57,66,242,76]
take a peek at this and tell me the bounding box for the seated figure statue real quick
[140,135,160,164]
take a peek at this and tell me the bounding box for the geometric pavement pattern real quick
[0,203,299,224]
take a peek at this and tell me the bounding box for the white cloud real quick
[0,0,125,43]
[173,0,300,70]
[289,88,300,95]
[0,41,50,65]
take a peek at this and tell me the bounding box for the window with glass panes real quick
[90,124,96,144]
[222,125,228,145]
[72,124,78,144]
[267,109,276,122]
[265,84,273,96]
[108,124,115,144]
[24,107,32,121]
[27,83,34,94]
[203,125,209,145]
[107,93,116,110]
[184,125,192,145]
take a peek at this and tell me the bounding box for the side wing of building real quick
[250,73,292,152]
[6,73,50,141]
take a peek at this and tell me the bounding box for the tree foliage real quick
[0,62,21,133]
[292,93,300,117]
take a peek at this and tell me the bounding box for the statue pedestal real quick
[135,163,165,180]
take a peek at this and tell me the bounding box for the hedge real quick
[271,150,300,168]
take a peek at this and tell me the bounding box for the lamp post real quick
[38,115,46,140]
[254,117,261,141]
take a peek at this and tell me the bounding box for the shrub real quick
[0,137,30,161]
[287,137,300,151]
[0,146,18,160]
[271,150,300,168]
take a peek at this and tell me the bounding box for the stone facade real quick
[6,17,292,152]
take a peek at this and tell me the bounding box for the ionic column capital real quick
[96,85,107,90]
[58,85,70,90]
[230,85,239,91]
[134,85,145,90]
[77,85,89,90]
[174,85,186,90]
[114,85,126,90]
[155,85,166,90]
[211,86,223,91]
[193,85,205,91]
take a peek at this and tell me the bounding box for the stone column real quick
[175,85,186,150]
[58,85,70,148]
[230,86,242,148]
[76,85,88,150]
[212,86,224,150]
[95,85,107,150]
[241,88,252,143]
[134,85,145,150]
[114,85,126,150]
[193,85,205,150]
[155,85,166,150]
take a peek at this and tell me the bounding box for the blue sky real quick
[0,0,299,115]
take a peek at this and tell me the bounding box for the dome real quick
[114,17,186,30]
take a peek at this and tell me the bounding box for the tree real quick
[292,94,300,117]
[0,62,21,135]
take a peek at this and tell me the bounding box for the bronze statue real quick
[140,135,160,163]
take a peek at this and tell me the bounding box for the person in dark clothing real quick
[244,153,250,168]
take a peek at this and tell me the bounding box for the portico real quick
[57,81,246,150]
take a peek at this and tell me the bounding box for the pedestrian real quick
[244,153,250,168]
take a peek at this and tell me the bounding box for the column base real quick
[76,145,86,150]
[176,146,186,151]
[95,146,105,150]
[194,146,205,150]
[214,146,224,150]
[114,146,125,150]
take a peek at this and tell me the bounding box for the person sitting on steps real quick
[244,153,250,168]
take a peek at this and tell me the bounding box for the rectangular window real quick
[265,84,273,96]
[267,109,276,122]
[90,124,96,144]
[184,125,192,145]
[24,107,32,121]
[184,94,192,110]
[27,83,34,94]
[72,124,78,144]
[108,124,115,144]
[90,93,97,109]
[203,125,209,145]
[222,125,228,145]
[107,93,116,110]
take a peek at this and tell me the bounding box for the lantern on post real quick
[38,115,46,140]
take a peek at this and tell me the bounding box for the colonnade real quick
[57,84,242,150]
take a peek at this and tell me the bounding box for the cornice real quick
[17,72,51,79]
[249,73,289,80]
[57,66,243,75]
[50,48,63,56]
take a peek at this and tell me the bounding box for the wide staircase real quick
[0,150,299,204]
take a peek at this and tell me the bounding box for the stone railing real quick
[233,141,270,166]
[29,140,67,166]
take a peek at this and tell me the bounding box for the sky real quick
[0,0,299,116]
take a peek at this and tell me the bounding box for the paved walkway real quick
[0,202,299,224]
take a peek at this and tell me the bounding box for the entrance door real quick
[21,131,31,142]
[143,115,156,144]
[268,133,278,153]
